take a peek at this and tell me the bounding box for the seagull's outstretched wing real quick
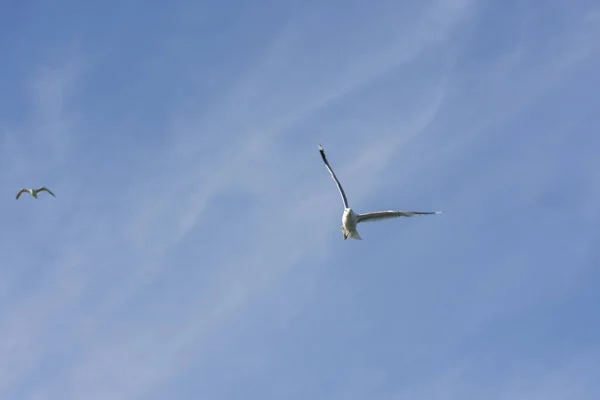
[357,210,441,223]
[319,145,349,209]
[37,186,56,197]
[15,189,29,200]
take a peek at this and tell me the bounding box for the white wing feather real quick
[357,210,441,223]
[319,145,349,209]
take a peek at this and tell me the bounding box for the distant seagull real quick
[319,145,441,240]
[16,186,56,200]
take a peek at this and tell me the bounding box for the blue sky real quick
[1,0,599,398]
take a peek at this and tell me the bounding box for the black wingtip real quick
[319,148,327,163]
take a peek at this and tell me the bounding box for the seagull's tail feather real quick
[349,231,362,240]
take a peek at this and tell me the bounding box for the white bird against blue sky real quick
[15,186,55,200]
[319,145,441,240]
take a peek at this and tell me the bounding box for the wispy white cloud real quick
[1,1,599,399]
[390,346,600,400]
[4,2,467,398]
[124,0,470,257]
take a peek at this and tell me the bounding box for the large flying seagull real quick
[319,145,441,240]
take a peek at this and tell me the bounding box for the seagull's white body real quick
[16,186,55,200]
[342,208,362,240]
[319,145,441,240]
